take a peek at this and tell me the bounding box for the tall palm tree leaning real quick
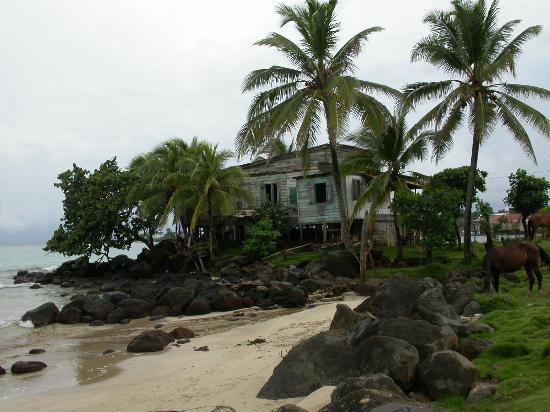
[342,105,430,279]
[188,143,252,258]
[404,0,550,262]
[236,0,398,249]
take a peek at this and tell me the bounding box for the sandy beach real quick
[1,296,363,412]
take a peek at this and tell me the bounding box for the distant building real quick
[490,213,524,234]
[228,144,420,246]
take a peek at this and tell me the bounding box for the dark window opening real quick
[289,187,297,205]
[264,183,278,203]
[315,183,327,203]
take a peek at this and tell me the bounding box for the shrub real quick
[243,217,281,259]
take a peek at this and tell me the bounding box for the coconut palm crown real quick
[342,105,430,275]
[236,0,399,248]
[404,0,550,261]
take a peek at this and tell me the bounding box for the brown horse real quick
[528,212,550,239]
[482,241,550,295]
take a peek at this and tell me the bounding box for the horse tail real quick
[527,219,534,239]
[537,245,550,269]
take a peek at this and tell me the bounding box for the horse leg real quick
[535,268,543,294]
[526,268,535,297]
[493,272,500,294]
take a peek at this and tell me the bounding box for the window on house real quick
[263,183,278,203]
[315,183,327,203]
[352,178,362,201]
[289,186,297,205]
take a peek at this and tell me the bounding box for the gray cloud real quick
[0,0,548,243]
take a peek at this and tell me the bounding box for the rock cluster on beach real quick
[17,248,367,328]
[260,273,494,410]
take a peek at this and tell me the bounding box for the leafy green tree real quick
[405,0,550,262]
[243,217,282,259]
[475,199,495,249]
[254,138,295,161]
[341,105,429,276]
[430,166,488,246]
[188,143,252,258]
[504,168,550,236]
[45,159,156,259]
[393,188,462,262]
[237,0,399,249]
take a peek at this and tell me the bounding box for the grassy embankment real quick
[265,239,550,412]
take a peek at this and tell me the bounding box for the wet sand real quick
[0,295,362,412]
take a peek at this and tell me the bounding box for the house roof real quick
[489,213,522,225]
[237,143,362,169]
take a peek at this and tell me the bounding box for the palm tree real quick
[342,106,430,279]
[188,143,252,258]
[404,0,550,262]
[129,138,198,237]
[236,0,398,249]
[254,137,295,161]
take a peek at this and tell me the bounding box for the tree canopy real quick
[45,159,157,259]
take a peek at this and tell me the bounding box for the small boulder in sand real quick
[11,361,47,374]
[28,348,46,355]
[275,405,308,412]
[127,330,174,353]
[21,302,60,327]
[170,327,195,339]
[0,366,6,375]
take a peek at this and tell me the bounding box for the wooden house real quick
[231,144,403,246]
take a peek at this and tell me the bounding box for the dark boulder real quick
[82,299,114,320]
[170,327,195,339]
[185,297,213,315]
[106,307,128,324]
[269,285,307,308]
[462,301,482,317]
[457,338,491,360]
[329,304,375,331]
[21,302,60,327]
[443,282,475,315]
[0,366,5,375]
[355,336,419,390]
[220,263,243,279]
[412,288,458,324]
[150,305,170,317]
[130,282,160,302]
[376,318,458,360]
[89,319,105,326]
[299,278,319,293]
[11,361,47,374]
[102,291,129,305]
[419,350,479,399]
[347,317,380,346]
[331,374,405,404]
[128,262,154,279]
[305,250,359,278]
[370,403,448,412]
[57,306,83,324]
[257,330,356,399]
[467,383,498,403]
[362,275,423,318]
[28,348,46,354]
[29,283,42,289]
[275,405,307,412]
[211,289,243,312]
[117,298,153,319]
[161,287,195,309]
[330,388,405,412]
[127,330,175,352]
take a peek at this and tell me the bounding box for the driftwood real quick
[261,243,313,260]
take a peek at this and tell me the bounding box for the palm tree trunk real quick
[463,133,480,263]
[208,193,214,259]
[359,209,371,281]
[329,144,352,249]
[392,210,403,261]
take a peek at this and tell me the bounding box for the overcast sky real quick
[0,0,548,244]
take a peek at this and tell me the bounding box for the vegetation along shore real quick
[1,0,549,411]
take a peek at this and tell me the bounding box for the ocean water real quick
[0,243,143,344]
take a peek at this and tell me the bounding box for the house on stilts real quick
[227,144,420,246]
